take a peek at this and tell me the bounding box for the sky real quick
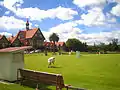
[0,0,120,45]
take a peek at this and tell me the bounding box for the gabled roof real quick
[18,28,38,39]
[0,35,9,43]
[0,46,32,53]
[26,28,38,38]
[44,42,65,47]
[44,42,54,47]
[55,42,65,46]
[15,28,45,46]
[7,36,18,44]
[0,35,3,40]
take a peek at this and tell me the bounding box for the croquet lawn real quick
[0,53,120,90]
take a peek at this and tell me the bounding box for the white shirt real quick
[48,57,55,63]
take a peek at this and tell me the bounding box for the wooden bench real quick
[17,68,86,90]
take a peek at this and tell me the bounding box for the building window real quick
[19,33,24,39]
[18,36,20,39]
[2,43,5,48]
[35,33,38,37]
[39,34,42,37]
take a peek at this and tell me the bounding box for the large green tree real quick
[49,33,59,54]
[66,38,87,51]
[108,39,118,51]
[111,39,118,51]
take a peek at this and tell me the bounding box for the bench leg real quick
[20,80,22,85]
[66,87,68,90]
[56,86,60,90]
[56,86,58,90]
[56,86,62,90]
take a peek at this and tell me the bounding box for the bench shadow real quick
[49,66,61,68]
[20,80,53,90]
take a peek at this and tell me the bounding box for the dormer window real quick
[18,36,20,39]
[19,33,24,39]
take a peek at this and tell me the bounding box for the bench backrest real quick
[18,69,65,87]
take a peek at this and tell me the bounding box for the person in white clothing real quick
[48,57,55,68]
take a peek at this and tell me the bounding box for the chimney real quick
[26,18,29,30]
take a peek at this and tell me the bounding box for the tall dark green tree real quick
[108,39,118,51]
[99,43,105,51]
[82,42,88,51]
[66,38,87,51]
[111,39,118,51]
[98,43,108,53]
[118,45,120,51]
[49,33,59,54]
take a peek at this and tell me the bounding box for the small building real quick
[0,46,32,81]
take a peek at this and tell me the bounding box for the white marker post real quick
[76,51,80,58]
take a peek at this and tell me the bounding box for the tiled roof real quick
[44,42,65,47]
[15,28,38,45]
[0,46,32,52]
[0,35,3,40]
[7,36,18,44]
[44,42,54,46]
[55,42,65,46]
[26,28,38,38]
[18,28,38,39]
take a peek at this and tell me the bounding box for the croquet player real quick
[48,57,55,68]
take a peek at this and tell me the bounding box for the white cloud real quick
[79,30,120,45]
[2,0,78,21]
[75,8,117,27]
[35,24,39,27]
[5,11,10,15]
[0,1,4,6]
[79,7,106,26]
[15,6,78,21]
[73,0,106,7]
[42,31,50,41]
[50,22,79,33]
[3,0,23,12]
[43,20,120,45]
[108,18,116,22]
[0,16,32,30]
[78,32,112,45]
[43,21,82,41]
[0,32,12,36]
[106,13,116,22]
[111,4,120,16]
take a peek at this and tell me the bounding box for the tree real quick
[49,33,59,54]
[111,39,118,51]
[98,43,108,53]
[82,42,88,51]
[66,38,87,51]
[108,42,112,51]
[108,39,119,51]
[118,45,120,51]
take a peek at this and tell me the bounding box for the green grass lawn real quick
[0,53,120,90]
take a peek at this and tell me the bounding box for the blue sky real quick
[0,0,120,45]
